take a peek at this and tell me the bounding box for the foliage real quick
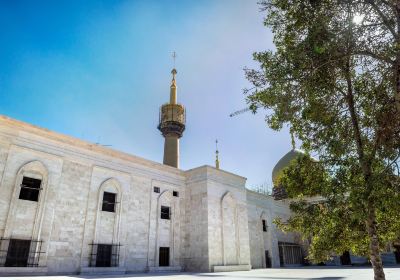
[245,1,400,279]
[275,154,400,262]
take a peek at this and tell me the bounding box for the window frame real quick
[154,186,160,193]
[89,243,121,267]
[95,244,113,267]
[160,206,171,220]
[4,239,31,267]
[262,219,268,232]
[173,191,179,197]
[102,192,117,212]
[159,247,170,267]
[18,177,42,202]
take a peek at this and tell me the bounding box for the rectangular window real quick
[89,243,121,267]
[19,177,41,202]
[5,239,31,267]
[161,206,170,220]
[102,192,116,212]
[265,250,271,268]
[154,186,160,193]
[96,244,112,267]
[159,247,170,266]
[262,219,267,232]
[173,191,179,197]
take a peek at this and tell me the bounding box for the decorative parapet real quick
[158,104,185,138]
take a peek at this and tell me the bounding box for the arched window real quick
[102,192,116,212]
[89,178,123,268]
[1,160,49,267]
[19,176,42,202]
[262,219,268,232]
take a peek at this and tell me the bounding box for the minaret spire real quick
[170,68,177,104]
[158,52,186,168]
[172,51,177,67]
[290,129,296,150]
[215,139,220,169]
[170,52,177,104]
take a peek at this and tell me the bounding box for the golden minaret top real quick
[158,51,186,168]
[290,129,296,150]
[170,68,177,104]
[215,139,220,169]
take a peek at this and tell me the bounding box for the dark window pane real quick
[340,251,352,265]
[5,239,31,267]
[102,192,116,212]
[19,177,41,202]
[265,250,271,268]
[262,219,267,232]
[90,243,120,267]
[173,191,179,197]
[278,242,303,266]
[159,247,170,266]
[395,245,400,264]
[154,187,160,193]
[96,244,112,267]
[161,206,170,220]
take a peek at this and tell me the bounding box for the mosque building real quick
[0,68,398,275]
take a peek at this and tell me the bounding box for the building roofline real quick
[246,188,273,199]
[0,115,184,176]
[184,164,247,181]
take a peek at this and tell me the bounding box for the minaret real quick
[290,128,296,150]
[158,67,186,168]
[215,139,220,169]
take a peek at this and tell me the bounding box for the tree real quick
[244,1,400,279]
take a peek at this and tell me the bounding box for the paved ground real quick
[2,267,400,280]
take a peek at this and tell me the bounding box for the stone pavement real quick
[2,267,400,280]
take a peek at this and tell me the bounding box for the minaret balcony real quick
[158,103,186,138]
[159,103,185,124]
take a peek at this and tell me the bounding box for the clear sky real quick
[0,0,294,189]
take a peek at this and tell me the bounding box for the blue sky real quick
[0,0,294,189]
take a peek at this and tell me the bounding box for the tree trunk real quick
[366,207,386,280]
[396,1,400,112]
[343,50,386,280]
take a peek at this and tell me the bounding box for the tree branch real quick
[354,50,395,64]
[384,151,400,172]
[395,160,400,176]
[378,0,397,12]
[366,0,398,38]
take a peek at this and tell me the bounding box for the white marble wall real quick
[183,167,209,271]
[246,190,299,268]
[181,166,252,272]
[0,116,185,274]
[205,167,251,271]
[0,116,299,275]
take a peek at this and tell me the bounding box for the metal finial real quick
[171,68,177,80]
[172,51,177,68]
[171,52,178,83]
[215,139,220,169]
[290,129,296,150]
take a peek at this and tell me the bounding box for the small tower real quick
[158,68,186,168]
[215,139,220,169]
[290,128,296,150]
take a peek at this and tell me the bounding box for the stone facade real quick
[0,115,298,275]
